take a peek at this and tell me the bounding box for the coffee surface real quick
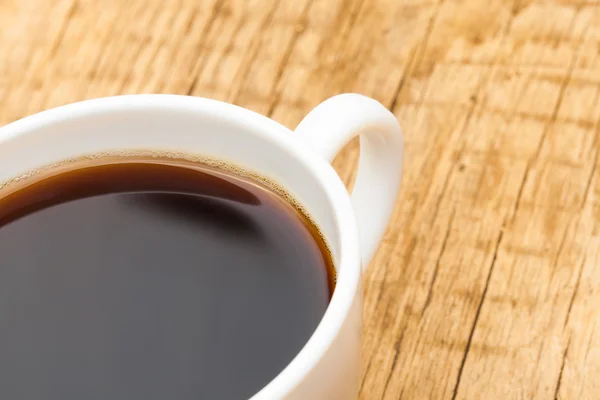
[0,159,333,400]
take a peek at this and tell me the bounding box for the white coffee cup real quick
[0,93,403,399]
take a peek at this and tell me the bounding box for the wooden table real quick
[2,0,599,398]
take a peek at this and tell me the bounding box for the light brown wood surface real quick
[2,0,600,398]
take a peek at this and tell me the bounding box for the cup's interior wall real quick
[0,103,343,271]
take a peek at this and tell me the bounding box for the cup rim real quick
[0,94,362,398]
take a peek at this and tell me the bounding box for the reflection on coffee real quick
[0,157,335,400]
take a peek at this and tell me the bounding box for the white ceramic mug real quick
[0,93,403,399]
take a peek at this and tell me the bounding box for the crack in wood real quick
[227,0,279,103]
[451,230,504,400]
[388,0,444,113]
[564,254,586,328]
[421,209,454,316]
[554,338,571,400]
[266,0,314,117]
[359,236,417,394]
[530,14,589,163]
[381,327,407,398]
[583,321,595,366]
[186,0,224,96]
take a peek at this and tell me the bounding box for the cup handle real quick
[295,93,404,270]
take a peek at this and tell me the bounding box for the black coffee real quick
[0,158,334,400]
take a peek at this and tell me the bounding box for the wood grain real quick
[2,0,600,398]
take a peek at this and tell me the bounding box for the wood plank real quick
[1,0,600,398]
